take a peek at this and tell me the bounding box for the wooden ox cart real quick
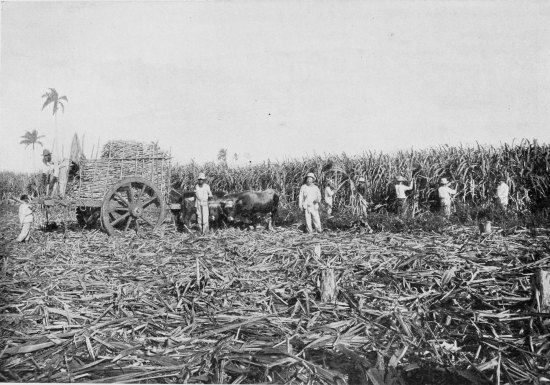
[39,140,180,236]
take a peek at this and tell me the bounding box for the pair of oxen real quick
[178,189,279,231]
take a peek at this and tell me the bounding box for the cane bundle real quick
[67,140,171,200]
[100,140,169,159]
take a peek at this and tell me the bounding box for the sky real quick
[1,0,549,172]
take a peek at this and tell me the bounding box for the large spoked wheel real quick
[101,177,166,236]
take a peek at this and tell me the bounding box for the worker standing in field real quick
[324,180,336,218]
[438,178,457,218]
[194,172,213,235]
[16,195,34,242]
[356,177,374,233]
[394,176,414,216]
[299,172,322,233]
[495,177,509,209]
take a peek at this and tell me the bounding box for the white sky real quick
[1,1,549,172]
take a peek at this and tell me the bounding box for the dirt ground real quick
[1,203,549,384]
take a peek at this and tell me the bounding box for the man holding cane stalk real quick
[438,178,457,218]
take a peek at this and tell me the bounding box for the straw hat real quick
[358,177,366,183]
[42,149,51,156]
[197,172,206,180]
[440,177,449,185]
[396,175,407,182]
[306,172,316,180]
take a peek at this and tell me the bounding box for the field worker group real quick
[16,167,512,240]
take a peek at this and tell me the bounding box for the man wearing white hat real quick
[438,178,457,218]
[356,177,373,233]
[394,176,414,216]
[299,172,322,233]
[194,172,213,235]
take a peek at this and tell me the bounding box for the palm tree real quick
[20,130,45,170]
[42,88,68,115]
[41,88,68,156]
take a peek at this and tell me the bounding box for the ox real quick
[179,191,227,230]
[220,189,279,230]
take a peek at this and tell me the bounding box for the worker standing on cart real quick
[194,173,212,235]
[40,149,59,197]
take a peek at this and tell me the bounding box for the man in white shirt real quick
[496,177,509,209]
[324,180,336,218]
[194,172,213,235]
[16,195,34,242]
[299,172,322,233]
[438,178,457,218]
[394,176,413,216]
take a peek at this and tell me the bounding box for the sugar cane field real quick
[2,141,550,384]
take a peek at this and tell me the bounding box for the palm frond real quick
[42,98,53,111]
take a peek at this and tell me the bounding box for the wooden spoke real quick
[110,212,130,227]
[113,192,129,208]
[124,216,133,232]
[138,183,147,201]
[141,196,158,209]
[125,185,134,203]
[135,219,140,233]
[140,215,156,228]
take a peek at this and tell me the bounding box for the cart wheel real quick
[101,177,166,236]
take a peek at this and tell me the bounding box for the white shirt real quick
[395,183,413,199]
[19,203,34,224]
[438,185,456,202]
[299,184,322,210]
[194,184,212,205]
[497,182,509,205]
[324,186,335,205]
[39,159,60,177]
